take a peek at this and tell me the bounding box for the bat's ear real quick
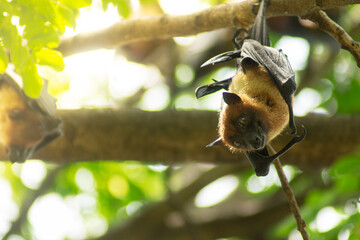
[206,137,224,147]
[223,92,242,105]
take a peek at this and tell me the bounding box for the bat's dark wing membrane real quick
[200,49,242,68]
[195,77,232,99]
[27,80,63,154]
[2,73,59,118]
[245,147,272,176]
[195,49,242,98]
[29,81,58,116]
[251,0,270,47]
[31,81,63,153]
[239,39,297,134]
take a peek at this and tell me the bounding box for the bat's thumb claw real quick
[294,125,307,142]
[206,137,224,147]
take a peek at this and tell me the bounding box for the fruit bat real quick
[0,73,62,163]
[195,0,306,176]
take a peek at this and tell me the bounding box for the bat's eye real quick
[8,110,23,120]
[231,136,242,148]
[236,117,247,128]
[233,140,241,147]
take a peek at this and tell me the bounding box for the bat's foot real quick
[252,0,270,15]
[288,128,297,136]
[251,2,260,15]
[293,125,307,142]
[232,29,249,49]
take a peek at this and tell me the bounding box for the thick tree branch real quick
[57,0,360,57]
[0,109,359,171]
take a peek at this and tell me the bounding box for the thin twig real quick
[268,144,310,240]
[306,10,360,67]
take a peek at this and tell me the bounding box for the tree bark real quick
[2,109,358,171]
[57,0,360,57]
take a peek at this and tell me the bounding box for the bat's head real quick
[0,79,61,163]
[207,92,270,152]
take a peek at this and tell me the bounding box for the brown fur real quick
[0,81,45,149]
[219,61,290,152]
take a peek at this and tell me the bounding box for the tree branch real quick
[0,109,358,171]
[57,0,360,57]
[306,10,360,67]
[270,145,309,240]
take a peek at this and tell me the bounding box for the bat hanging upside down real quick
[196,0,306,176]
[0,73,62,163]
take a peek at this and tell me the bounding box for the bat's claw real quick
[294,125,307,142]
[7,146,32,163]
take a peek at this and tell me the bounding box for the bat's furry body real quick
[196,0,306,176]
[220,61,289,153]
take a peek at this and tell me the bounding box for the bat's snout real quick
[249,135,264,150]
[248,125,266,150]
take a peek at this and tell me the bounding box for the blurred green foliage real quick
[102,0,132,18]
[1,161,166,238]
[51,162,166,221]
[0,0,90,97]
[272,154,360,239]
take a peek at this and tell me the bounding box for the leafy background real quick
[0,0,359,239]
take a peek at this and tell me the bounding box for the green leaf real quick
[24,24,60,50]
[56,5,78,28]
[102,0,132,18]
[330,155,360,193]
[102,0,111,11]
[335,80,360,113]
[0,19,43,98]
[0,45,8,73]
[116,0,132,18]
[22,64,43,98]
[37,0,57,27]
[139,0,157,3]
[331,155,360,177]
[34,48,65,71]
[336,174,360,192]
[0,21,29,68]
[60,0,92,9]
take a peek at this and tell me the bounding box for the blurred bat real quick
[0,73,62,163]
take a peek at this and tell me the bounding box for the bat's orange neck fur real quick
[219,61,290,152]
